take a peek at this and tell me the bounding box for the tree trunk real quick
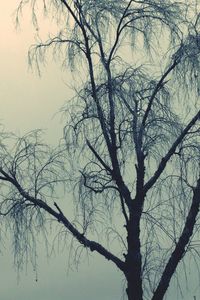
[125,212,143,300]
[126,267,143,300]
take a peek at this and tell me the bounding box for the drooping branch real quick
[151,178,200,300]
[60,0,82,28]
[0,168,125,272]
[29,37,86,59]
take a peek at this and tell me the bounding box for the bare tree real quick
[1,1,200,299]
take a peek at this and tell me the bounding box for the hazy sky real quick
[0,3,66,143]
[0,2,199,300]
[0,2,123,300]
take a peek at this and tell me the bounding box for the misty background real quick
[0,2,199,300]
[0,2,123,300]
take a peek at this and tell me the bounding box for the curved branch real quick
[29,37,86,56]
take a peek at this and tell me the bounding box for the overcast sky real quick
[0,2,123,300]
[0,2,199,300]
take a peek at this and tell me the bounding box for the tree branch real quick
[108,0,133,65]
[0,169,124,272]
[86,139,112,174]
[120,194,129,225]
[151,178,200,300]
[144,110,200,193]
[30,37,86,55]
[60,0,82,28]
[141,59,179,129]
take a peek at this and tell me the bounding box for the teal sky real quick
[0,2,199,300]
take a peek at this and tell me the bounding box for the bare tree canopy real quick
[1,1,200,299]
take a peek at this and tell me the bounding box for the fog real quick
[0,2,199,300]
[0,2,123,299]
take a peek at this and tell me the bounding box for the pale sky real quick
[0,2,199,300]
[0,2,122,300]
